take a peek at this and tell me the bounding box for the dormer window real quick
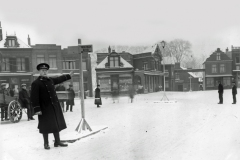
[216,53,221,60]
[8,39,15,47]
[109,56,119,67]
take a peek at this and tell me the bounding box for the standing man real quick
[19,84,35,121]
[66,84,75,112]
[31,63,74,150]
[0,83,9,121]
[218,81,224,104]
[232,81,237,104]
[95,84,102,107]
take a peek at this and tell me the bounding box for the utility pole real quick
[75,39,92,133]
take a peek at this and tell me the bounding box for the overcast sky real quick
[1,0,240,58]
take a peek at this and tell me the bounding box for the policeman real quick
[0,83,9,121]
[31,63,74,150]
[19,84,35,121]
[232,81,237,104]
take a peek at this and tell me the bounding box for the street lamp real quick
[160,41,169,101]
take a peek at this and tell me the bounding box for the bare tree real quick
[160,39,192,63]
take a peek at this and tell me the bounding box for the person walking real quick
[218,81,224,104]
[56,83,66,112]
[232,81,237,104]
[0,83,9,121]
[128,85,135,103]
[31,63,74,150]
[94,84,102,107]
[19,84,35,121]
[66,84,75,112]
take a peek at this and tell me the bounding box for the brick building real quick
[203,48,232,90]
[0,33,33,90]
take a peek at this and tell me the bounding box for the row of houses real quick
[203,47,240,90]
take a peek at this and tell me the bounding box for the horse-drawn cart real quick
[0,94,22,123]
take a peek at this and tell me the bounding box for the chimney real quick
[27,34,31,46]
[0,21,2,41]
[108,46,111,53]
[226,47,229,52]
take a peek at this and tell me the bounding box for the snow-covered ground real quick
[1,90,240,160]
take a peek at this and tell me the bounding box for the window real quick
[17,58,25,71]
[236,56,240,64]
[37,55,44,64]
[236,66,240,70]
[8,40,15,47]
[165,80,169,88]
[207,78,214,87]
[143,62,148,70]
[175,73,180,80]
[223,77,230,86]
[1,58,10,71]
[82,61,87,70]
[49,55,57,68]
[63,61,76,69]
[216,53,221,60]
[152,61,155,70]
[212,64,217,73]
[220,64,225,73]
[109,57,119,67]
[156,62,158,70]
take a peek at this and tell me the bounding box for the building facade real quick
[203,48,232,90]
[0,34,33,90]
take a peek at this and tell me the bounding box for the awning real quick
[205,74,232,77]
[0,72,32,76]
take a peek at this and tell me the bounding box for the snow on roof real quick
[0,37,31,48]
[180,66,198,78]
[96,56,133,69]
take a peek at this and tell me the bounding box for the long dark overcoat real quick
[66,88,75,106]
[19,89,30,108]
[232,85,237,95]
[31,75,71,134]
[94,88,102,105]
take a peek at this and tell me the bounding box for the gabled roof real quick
[204,48,231,63]
[132,44,161,55]
[0,36,31,48]
[96,56,133,69]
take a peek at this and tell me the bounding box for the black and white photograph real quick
[1,0,240,159]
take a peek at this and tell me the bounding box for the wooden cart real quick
[0,94,22,123]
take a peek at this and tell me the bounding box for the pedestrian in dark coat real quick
[19,84,35,121]
[128,85,135,103]
[232,82,237,104]
[218,81,224,104]
[94,84,102,107]
[31,63,74,150]
[0,83,9,121]
[66,84,75,112]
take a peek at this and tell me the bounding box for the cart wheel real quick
[8,100,22,123]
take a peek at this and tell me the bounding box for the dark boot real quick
[70,105,73,111]
[43,134,50,150]
[53,132,68,147]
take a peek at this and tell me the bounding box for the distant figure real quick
[128,85,135,103]
[112,89,119,103]
[66,84,75,112]
[232,82,237,104]
[218,81,224,104]
[56,83,66,112]
[94,84,102,107]
[159,85,162,91]
[19,84,35,121]
[0,83,9,121]
[9,87,14,97]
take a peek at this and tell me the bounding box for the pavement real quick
[1,90,240,160]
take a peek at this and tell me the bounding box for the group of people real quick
[0,83,34,121]
[218,81,237,104]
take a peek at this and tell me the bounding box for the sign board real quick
[80,45,93,53]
